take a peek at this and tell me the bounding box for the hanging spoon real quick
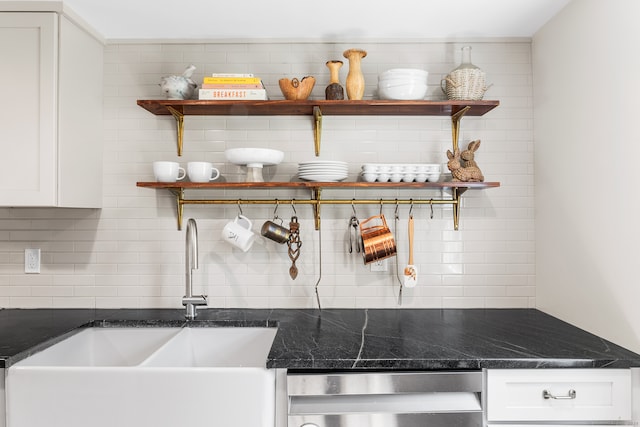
[403,202,417,288]
[288,215,301,279]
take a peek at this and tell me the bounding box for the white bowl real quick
[225,148,284,168]
[379,68,428,80]
[378,82,427,100]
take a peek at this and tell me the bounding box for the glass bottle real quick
[455,46,479,71]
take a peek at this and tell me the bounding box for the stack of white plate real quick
[298,160,348,182]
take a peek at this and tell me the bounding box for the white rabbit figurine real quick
[159,65,198,100]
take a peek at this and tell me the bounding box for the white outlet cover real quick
[25,248,40,274]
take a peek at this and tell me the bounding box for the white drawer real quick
[486,369,632,422]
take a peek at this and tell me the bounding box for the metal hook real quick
[430,198,434,219]
[273,199,280,219]
[394,199,399,220]
[408,199,414,217]
[379,199,384,216]
[351,199,357,216]
[237,200,243,216]
[291,199,297,215]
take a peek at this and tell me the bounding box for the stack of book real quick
[198,73,268,100]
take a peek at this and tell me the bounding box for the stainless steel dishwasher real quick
[283,371,482,427]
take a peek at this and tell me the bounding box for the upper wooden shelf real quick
[136,181,500,190]
[136,99,500,117]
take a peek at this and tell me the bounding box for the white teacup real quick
[221,215,256,252]
[153,161,185,183]
[187,162,220,183]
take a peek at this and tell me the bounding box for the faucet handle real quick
[182,295,208,306]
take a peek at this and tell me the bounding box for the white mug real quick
[221,215,256,252]
[187,161,220,183]
[153,161,186,183]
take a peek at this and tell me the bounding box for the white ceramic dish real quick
[379,68,428,80]
[360,168,441,183]
[298,174,348,182]
[378,81,428,100]
[225,148,284,167]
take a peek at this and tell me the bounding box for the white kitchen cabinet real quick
[0,11,103,207]
[486,369,632,423]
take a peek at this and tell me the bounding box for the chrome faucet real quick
[182,218,207,319]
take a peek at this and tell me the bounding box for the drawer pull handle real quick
[542,389,576,400]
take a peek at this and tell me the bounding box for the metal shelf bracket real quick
[166,106,185,156]
[451,106,471,153]
[313,106,322,156]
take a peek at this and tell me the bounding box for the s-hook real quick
[273,199,280,219]
[237,200,243,216]
[430,198,434,219]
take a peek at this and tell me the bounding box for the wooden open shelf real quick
[136,181,499,190]
[137,99,499,117]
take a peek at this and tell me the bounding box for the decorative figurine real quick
[461,139,482,168]
[159,64,198,100]
[447,147,484,182]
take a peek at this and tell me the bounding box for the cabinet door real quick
[0,12,57,206]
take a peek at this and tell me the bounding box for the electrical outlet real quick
[370,259,388,272]
[25,248,40,274]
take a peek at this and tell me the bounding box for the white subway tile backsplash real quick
[0,40,534,308]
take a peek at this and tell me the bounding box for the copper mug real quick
[261,220,291,244]
[360,214,397,264]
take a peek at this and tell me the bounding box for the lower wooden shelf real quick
[136,181,500,230]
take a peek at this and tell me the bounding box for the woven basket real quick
[441,68,488,100]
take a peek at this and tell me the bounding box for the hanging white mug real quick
[221,215,256,252]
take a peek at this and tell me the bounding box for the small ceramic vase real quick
[343,49,367,100]
[325,60,344,100]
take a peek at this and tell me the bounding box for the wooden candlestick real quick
[343,48,367,100]
[325,60,344,100]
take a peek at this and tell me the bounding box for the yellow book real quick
[203,76,262,85]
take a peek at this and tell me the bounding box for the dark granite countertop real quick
[0,308,638,370]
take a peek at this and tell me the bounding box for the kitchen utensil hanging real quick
[360,201,397,265]
[314,224,322,310]
[261,200,291,244]
[287,201,302,279]
[394,201,403,305]
[403,201,418,288]
[348,200,361,254]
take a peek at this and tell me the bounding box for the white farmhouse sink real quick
[142,326,278,367]
[14,327,182,366]
[6,327,277,427]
